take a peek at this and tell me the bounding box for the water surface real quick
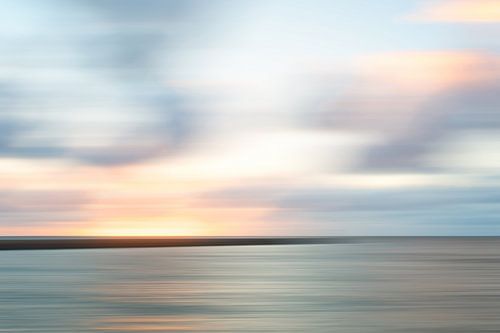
[0,238,499,332]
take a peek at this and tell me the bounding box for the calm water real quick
[1,238,499,332]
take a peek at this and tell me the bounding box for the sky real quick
[0,0,499,236]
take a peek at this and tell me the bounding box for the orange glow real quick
[360,51,500,93]
[409,0,500,23]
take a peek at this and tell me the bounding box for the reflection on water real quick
[1,239,499,332]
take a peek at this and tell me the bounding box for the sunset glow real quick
[87,220,204,237]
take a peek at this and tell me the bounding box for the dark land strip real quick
[0,237,351,251]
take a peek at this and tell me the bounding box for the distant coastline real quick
[0,237,348,251]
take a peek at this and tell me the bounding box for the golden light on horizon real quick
[86,218,206,237]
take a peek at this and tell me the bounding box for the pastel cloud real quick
[0,189,89,235]
[409,0,500,23]
[313,51,500,172]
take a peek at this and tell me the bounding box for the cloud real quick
[0,190,89,226]
[0,83,67,159]
[312,51,500,172]
[408,0,500,23]
[0,84,196,165]
[66,93,198,166]
[200,182,500,235]
[204,183,500,212]
[0,0,201,166]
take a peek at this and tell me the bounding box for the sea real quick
[0,238,499,332]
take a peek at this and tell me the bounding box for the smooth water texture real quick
[1,239,499,332]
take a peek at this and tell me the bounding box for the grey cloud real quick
[81,0,198,22]
[433,80,500,131]
[0,83,66,158]
[66,89,197,166]
[313,65,500,173]
[356,79,500,172]
[277,187,500,213]
[200,183,500,234]
[205,184,500,212]
[0,0,205,166]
